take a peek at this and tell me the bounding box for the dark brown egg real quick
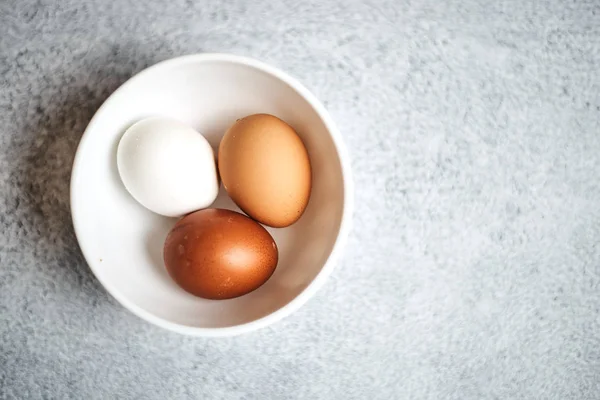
[163,208,278,300]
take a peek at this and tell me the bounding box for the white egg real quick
[117,117,219,217]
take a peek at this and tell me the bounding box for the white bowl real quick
[70,54,353,336]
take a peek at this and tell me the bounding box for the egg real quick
[163,208,278,299]
[218,114,312,228]
[117,117,219,217]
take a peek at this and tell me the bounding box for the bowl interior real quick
[71,55,346,332]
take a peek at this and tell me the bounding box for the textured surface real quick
[1,0,600,398]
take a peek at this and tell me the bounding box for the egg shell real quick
[163,208,278,300]
[218,114,312,228]
[117,117,219,217]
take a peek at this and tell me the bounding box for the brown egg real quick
[163,208,278,300]
[218,114,312,228]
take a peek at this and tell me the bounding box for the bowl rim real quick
[70,53,354,337]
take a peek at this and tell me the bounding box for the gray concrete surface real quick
[1,0,600,398]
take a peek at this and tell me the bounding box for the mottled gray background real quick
[1,0,600,398]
